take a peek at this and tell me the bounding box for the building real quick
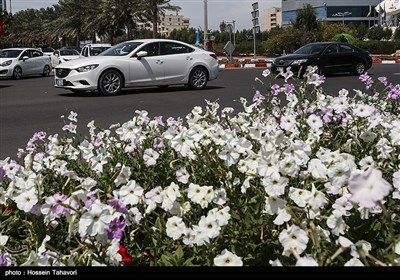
[281,0,382,27]
[264,7,282,31]
[137,13,190,37]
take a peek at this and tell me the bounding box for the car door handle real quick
[156,60,164,64]
[186,56,193,60]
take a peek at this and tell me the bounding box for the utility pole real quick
[251,2,259,59]
[204,0,208,51]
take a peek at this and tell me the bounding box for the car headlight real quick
[0,60,12,67]
[75,64,99,72]
[291,59,308,65]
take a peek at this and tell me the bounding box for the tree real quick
[143,0,180,38]
[356,23,368,40]
[291,4,319,32]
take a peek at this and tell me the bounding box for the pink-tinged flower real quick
[349,168,392,208]
[154,116,165,126]
[271,84,281,96]
[387,84,400,100]
[0,167,5,183]
[107,218,126,240]
[378,76,388,86]
[359,73,373,89]
[307,73,325,87]
[107,198,129,215]
[283,83,295,96]
[253,90,265,105]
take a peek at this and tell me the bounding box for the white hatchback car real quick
[0,48,52,79]
[51,49,80,68]
[54,39,219,95]
[80,43,112,58]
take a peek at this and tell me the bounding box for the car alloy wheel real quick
[189,66,208,89]
[354,62,366,75]
[98,69,122,96]
[42,65,51,77]
[12,67,22,80]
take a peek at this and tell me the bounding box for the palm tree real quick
[143,0,180,38]
[291,3,319,32]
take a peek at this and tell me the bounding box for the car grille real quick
[55,68,71,78]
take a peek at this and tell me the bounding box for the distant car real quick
[40,47,55,56]
[271,42,372,76]
[0,48,52,79]
[60,46,81,53]
[80,43,111,58]
[54,39,219,95]
[51,49,80,68]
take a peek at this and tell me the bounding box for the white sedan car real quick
[0,48,52,79]
[54,39,219,95]
[51,49,80,68]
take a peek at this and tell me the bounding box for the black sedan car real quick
[271,42,372,76]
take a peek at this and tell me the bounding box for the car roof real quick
[2,48,40,51]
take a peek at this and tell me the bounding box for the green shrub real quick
[354,40,400,54]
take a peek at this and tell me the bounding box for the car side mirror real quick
[136,51,148,60]
[22,56,30,61]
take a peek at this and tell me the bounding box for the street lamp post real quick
[332,11,352,24]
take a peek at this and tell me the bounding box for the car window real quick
[0,50,22,58]
[20,50,32,59]
[139,43,159,57]
[294,44,324,55]
[90,47,110,56]
[31,50,43,57]
[102,41,142,56]
[339,44,354,53]
[60,49,79,56]
[82,47,88,57]
[324,44,338,55]
[160,42,193,55]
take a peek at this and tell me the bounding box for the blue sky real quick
[9,0,282,31]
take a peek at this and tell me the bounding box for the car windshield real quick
[294,44,325,55]
[60,49,80,56]
[100,41,143,56]
[0,50,23,58]
[90,47,111,56]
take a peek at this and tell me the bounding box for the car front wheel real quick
[354,62,366,75]
[98,69,123,96]
[188,66,208,90]
[12,66,22,80]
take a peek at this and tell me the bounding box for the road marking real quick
[394,73,400,75]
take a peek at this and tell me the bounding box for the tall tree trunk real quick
[152,4,157,38]
[127,19,133,40]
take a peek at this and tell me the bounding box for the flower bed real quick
[0,68,399,266]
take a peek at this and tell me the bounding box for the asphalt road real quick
[1,64,399,159]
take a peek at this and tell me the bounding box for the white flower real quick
[212,188,228,206]
[353,104,374,117]
[296,256,319,266]
[307,114,323,130]
[344,258,364,266]
[213,249,243,266]
[21,251,49,266]
[269,259,283,266]
[0,187,6,205]
[106,239,122,265]
[208,206,231,227]
[118,180,144,206]
[338,236,353,248]
[166,216,186,240]
[176,167,190,184]
[264,196,286,215]
[278,225,309,257]
[289,187,311,208]
[280,114,296,131]
[332,96,349,113]
[393,171,400,190]
[349,168,392,208]
[273,208,291,225]
[198,215,221,239]
[114,165,131,187]
[78,200,112,237]
[307,185,327,211]
[187,183,206,205]
[14,189,38,213]
[161,182,181,211]
[0,235,9,246]
[360,130,377,143]
[143,148,160,166]
[307,159,328,179]
[327,214,346,236]
[394,241,400,255]
[262,172,287,197]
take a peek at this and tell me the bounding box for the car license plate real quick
[55,78,64,86]
[277,67,283,72]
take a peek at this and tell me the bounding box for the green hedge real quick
[349,40,400,54]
